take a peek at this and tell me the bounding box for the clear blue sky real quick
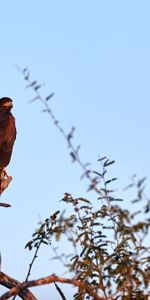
[0,1,150,298]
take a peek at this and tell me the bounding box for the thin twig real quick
[25,240,42,282]
[17,65,102,195]
[54,282,67,300]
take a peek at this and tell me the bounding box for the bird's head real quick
[0,97,13,111]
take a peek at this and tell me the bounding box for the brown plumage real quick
[0,97,16,171]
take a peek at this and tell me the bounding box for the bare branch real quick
[0,271,37,300]
[0,274,104,300]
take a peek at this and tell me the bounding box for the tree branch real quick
[0,274,104,300]
[0,271,37,300]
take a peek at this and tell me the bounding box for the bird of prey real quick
[0,97,16,193]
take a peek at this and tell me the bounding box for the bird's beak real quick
[3,101,13,108]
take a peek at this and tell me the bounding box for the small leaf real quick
[23,67,28,73]
[45,93,55,101]
[93,171,102,177]
[98,156,107,161]
[25,241,33,251]
[105,178,117,185]
[42,240,48,245]
[104,160,115,167]
[28,96,39,103]
[78,198,91,204]
[70,152,76,162]
[24,71,30,80]
[26,81,37,88]
[42,108,51,113]
[137,177,146,188]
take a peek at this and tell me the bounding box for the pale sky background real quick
[0,1,150,299]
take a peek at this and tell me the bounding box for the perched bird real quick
[0,97,16,185]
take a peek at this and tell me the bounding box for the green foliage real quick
[26,159,150,299]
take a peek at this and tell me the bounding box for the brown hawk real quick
[0,97,16,193]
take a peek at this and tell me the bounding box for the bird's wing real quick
[5,115,16,152]
[0,115,16,153]
[0,120,7,153]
